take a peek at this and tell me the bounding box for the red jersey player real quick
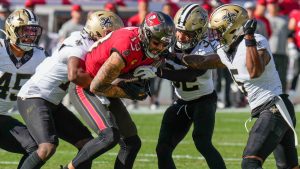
[63,11,175,169]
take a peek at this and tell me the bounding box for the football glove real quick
[133,66,158,79]
[118,80,148,101]
[243,19,257,35]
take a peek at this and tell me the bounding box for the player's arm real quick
[181,53,226,69]
[158,68,206,82]
[245,34,265,79]
[243,20,268,79]
[67,56,93,88]
[90,52,128,98]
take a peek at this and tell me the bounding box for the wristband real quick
[245,39,257,47]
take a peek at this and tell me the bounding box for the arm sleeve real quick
[255,34,269,51]
[60,45,87,60]
[157,68,207,82]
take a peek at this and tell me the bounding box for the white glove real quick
[133,66,157,79]
[287,42,299,60]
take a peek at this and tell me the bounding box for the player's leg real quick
[156,101,192,169]
[191,91,226,169]
[241,101,293,169]
[17,97,59,169]
[53,103,94,169]
[68,85,120,168]
[0,115,38,169]
[108,98,141,169]
[273,95,299,169]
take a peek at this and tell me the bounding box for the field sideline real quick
[1,110,299,169]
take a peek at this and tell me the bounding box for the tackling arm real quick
[67,56,93,88]
[181,53,226,69]
[90,52,128,98]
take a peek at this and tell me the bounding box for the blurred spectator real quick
[104,2,127,25]
[24,0,46,12]
[202,2,213,15]
[0,3,9,39]
[58,4,84,42]
[255,0,272,38]
[24,0,35,11]
[266,0,289,93]
[104,2,118,14]
[278,0,300,16]
[244,1,268,38]
[287,9,300,102]
[115,0,126,7]
[127,0,149,26]
[161,1,179,18]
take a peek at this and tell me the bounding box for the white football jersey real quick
[0,39,47,114]
[217,34,282,109]
[170,37,217,101]
[18,31,94,105]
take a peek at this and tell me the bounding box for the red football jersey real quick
[84,27,155,77]
[290,10,300,48]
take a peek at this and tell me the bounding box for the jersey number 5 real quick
[0,72,31,101]
[173,81,199,91]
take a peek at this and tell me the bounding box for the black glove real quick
[243,19,257,35]
[118,80,148,101]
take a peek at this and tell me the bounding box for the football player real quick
[181,4,299,169]
[17,11,123,169]
[0,9,46,168]
[63,11,175,169]
[133,4,226,169]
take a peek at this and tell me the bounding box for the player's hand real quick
[133,66,157,79]
[243,19,257,35]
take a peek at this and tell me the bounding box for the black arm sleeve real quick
[157,68,207,82]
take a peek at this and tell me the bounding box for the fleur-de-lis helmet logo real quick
[100,17,112,28]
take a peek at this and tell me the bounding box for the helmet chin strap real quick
[176,41,192,50]
[145,49,159,59]
[18,45,33,51]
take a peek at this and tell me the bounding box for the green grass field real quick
[1,112,299,169]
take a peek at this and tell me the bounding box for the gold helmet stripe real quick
[178,3,198,28]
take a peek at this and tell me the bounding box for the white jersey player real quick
[182,4,299,169]
[0,39,46,113]
[0,8,46,168]
[217,34,282,109]
[16,11,124,169]
[18,31,93,104]
[133,4,227,169]
[169,37,217,101]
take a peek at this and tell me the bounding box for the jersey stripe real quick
[75,86,107,130]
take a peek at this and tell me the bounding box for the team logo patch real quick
[100,17,113,28]
[131,59,138,65]
[146,13,161,27]
[75,40,83,46]
[123,49,130,56]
